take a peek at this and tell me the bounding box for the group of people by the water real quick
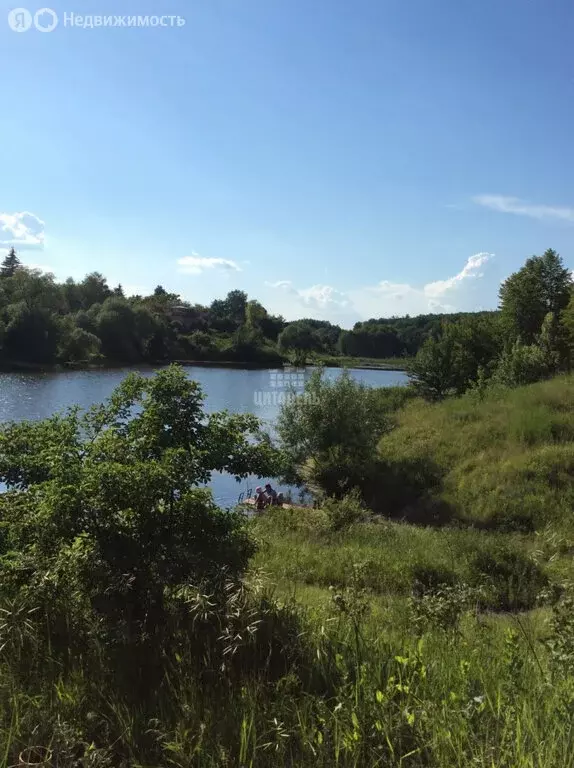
[254,483,284,511]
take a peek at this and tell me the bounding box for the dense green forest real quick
[0,246,509,369]
[3,245,572,385]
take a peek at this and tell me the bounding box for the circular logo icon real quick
[34,7,58,32]
[7,7,33,32]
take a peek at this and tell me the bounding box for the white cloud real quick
[265,280,358,324]
[424,252,491,297]
[473,195,574,223]
[265,253,495,326]
[177,252,242,275]
[0,211,45,249]
[351,252,494,319]
[298,284,351,311]
[266,280,293,289]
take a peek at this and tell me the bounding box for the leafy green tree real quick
[339,324,402,358]
[95,297,139,361]
[74,309,97,334]
[3,267,64,312]
[57,324,102,363]
[79,272,112,308]
[133,305,171,360]
[3,303,61,364]
[491,340,549,387]
[0,367,280,663]
[499,249,572,343]
[62,278,84,312]
[411,336,459,400]
[148,285,181,309]
[210,290,247,330]
[278,321,322,364]
[559,292,574,370]
[538,311,569,372]
[411,328,469,400]
[183,330,218,359]
[94,297,171,363]
[276,369,391,498]
[0,247,21,277]
[230,325,266,361]
[411,317,503,400]
[245,299,268,328]
[224,289,248,324]
[259,313,286,342]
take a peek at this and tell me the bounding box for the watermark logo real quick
[7,8,185,32]
[8,8,33,31]
[254,367,310,409]
[269,366,305,392]
[35,7,58,31]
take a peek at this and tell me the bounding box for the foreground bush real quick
[0,367,281,715]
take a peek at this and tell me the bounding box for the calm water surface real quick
[0,366,409,506]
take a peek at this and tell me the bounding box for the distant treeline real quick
[338,311,498,358]
[0,246,505,368]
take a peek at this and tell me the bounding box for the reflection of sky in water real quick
[0,366,409,507]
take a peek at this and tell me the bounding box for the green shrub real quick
[470,546,548,611]
[491,340,549,388]
[411,564,457,594]
[408,582,484,634]
[277,369,392,498]
[323,490,367,532]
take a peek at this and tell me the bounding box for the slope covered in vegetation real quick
[1,367,574,766]
[377,375,574,532]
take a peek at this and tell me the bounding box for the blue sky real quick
[1,0,572,327]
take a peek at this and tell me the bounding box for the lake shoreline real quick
[0,365,410,507]
[0,357,410,374]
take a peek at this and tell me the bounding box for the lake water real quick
[0,366,409,506]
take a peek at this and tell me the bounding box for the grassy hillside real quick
[239,377,574,765]
[377,375,574,532]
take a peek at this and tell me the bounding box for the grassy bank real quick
[377,375,574,533]
[314,354,412,370]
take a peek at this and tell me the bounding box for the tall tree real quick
[245,299,268,328]
[0,247,21,278]
[79,272,112,308]
[210,290,247,328]
[278,321,322,364]
[499,249,572,343]
[559,291,574,370]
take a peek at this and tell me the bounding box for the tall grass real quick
[1,571,573,767]
[377,375,574,530]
